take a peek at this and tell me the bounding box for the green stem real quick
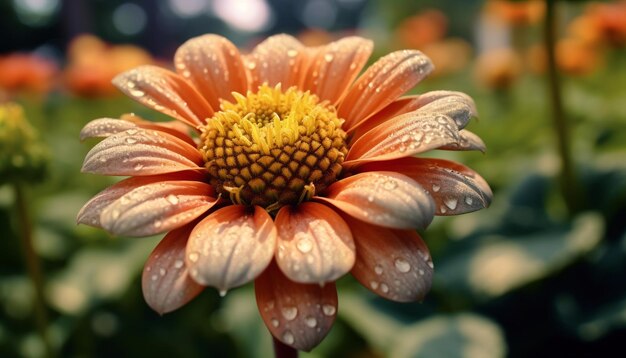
[544,0,581,215]
[14,184,54,358]
[273,337,298,358]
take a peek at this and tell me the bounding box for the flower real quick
[0,53,58,95]
[77,34,492,351]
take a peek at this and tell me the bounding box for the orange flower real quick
[485,0,545,26]
[396,9,448,49]
[77,34,491,351]
[474,47,523,90]
[0,53,58,94]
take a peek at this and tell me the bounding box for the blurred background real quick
[1,0,626,356]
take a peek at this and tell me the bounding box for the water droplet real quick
[324,53,334,62]
[159,268,166,276]
[432,184,441,192]
[380,283,389,293]
[427,261,434,269]
[125,137,137,144]
[166,194,179,205]
[151,274,158,281]
[465,196,474,205]
[305,316,317,328]
[134,163,144,171]
[188,252,199,262]
[154,220,162,228]
[370,281,379,289]
[287,49,298,57]
[129,89,145,97]
[419,269,425,276]
[322,304,336,316]
[444,198,458,210]
[111,210,120,219]
[282,331,295,345]
[439,206,447,214]
[271,318,279,328]
[296,238,313,253]
[174,260,184,269]
[374,265,383,275]
[247,61,257,70]
[383,180,398,190]
[219,289,228,297]
[394,258,411,273]
[281,306,298,321]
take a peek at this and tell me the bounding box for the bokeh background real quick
[2,0,626,357]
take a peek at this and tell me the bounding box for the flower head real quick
[78,34,492,351]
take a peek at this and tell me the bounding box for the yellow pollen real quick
[199,84,348,211]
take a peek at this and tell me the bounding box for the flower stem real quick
[273,337,298,358]
[14,183,54,358]
[544,0,581,216]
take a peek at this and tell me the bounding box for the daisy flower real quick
[77,34,492,351]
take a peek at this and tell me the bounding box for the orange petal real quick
[255,261,338,352]
[343,215,433,302]
[357,157,492,215]
[439,129,486,152]
[174,34,248,109]
[77,171,206,228]
[302,36,373,104]
[185,205,276,293]
[349,91,478,140]
[113,65,214,128]
[81,127,204,176]
[339,50,434,131]
[343,112,459,167]
[244,34,309,89]
[274,202,355,284]
[317,171,434,230]
[100,181,217,237]
[80,117,195,146]
[142,223,205,314]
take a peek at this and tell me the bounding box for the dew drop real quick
[419,269,425,276]
[296,238,313,253]
[287,49,298,57]
[129,89,145,97]
[271,318,279,328]
[440,206,447,214]
[305,316,317,328]
[444,198,458,210]
[380,283,389,293]
[134,163,144,171]
[151,274,158,281]
[219,289,228,297]
[282,331,295,345]
[427,261,434,269]
[188,252,199,262]
[465,196,474,205]
[394,258,411,273]
[374,265,383,275]
[281,306,298,321]
[166,194,179,205]
[322,304,336,316]
[125,137,137,144]
[159,268,166,276]
[324,53,334,62]
[174,260,184,269]
[370,281,379,289]
[154,220,162,228]
[432,184,441,192]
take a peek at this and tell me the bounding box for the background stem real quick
[14,183,54,358]
[273,337,298,358]
[544,0,581,216]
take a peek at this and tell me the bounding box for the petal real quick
[439,129,486,152]
[302,37,373,104]
[357,157,492,215]
[100,181,217,237]
[343,215,433,302]
[339,50,434,131]
[77,171,205,228]
[245,34,309,89]
[344,112,459,167]
[349,91,478,140]
[81,127,203,176]
[142,223,205,314]
[274,202,355,284]
[174,34,248,109]
[80,115,195,146]
[113,65,214,128]
[255,261,338,352]
[316,171,435,230]
[185,205,277,293]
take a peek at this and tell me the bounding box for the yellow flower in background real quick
[77,33,491,351]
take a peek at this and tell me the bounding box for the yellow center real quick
[199,84,348,212]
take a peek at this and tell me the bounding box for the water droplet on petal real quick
[305,316,317,328]
[324,53,334,62]
[219,289,228,297]
[271,318,279,328]
[465,196,474,205]
[296,238,313,253]
[166,194,179,205]
[111,210,120,219]
[134,163,144,171]
[281,306,298,321]
[432,184,441,192]
[174,260,184,269]
[394,258,411,273]
[374,265,383,275]
[125,137,137,144]
[380,283,389,293]
[188,252,199,262]
[287,49,298,57]
[282,330,295,345]
[444,198,458,210]
[151,274,158,281]
[154,220,162,228]
[370,281,379,289]
[322,304,336,316]
[159,268,166,276]
[129,89,145,97]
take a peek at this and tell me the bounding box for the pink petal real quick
[439,129,486,152]
[301,36,373,104]
[274,202,355,284]
[77,171,205,228]
[316,171,434,230]
[174,34,248,109]
[339,50,434,131]
[357,157,492,215]
[343,112,459,167]
[112,65,214,128]
[142,223,205,314]
[244,34,309,89]
[255,261,338,352]
[343,215,434,302]
[100,181,217,237]
[81,127,204,176]
[185,205,276,293]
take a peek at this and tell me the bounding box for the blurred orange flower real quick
[396,9,448,49]
[64,34,154,97]
[527,38,602,76]
[579,1,626,48]
[0,53,58,94]
[422,38,473,78]
[474,47,523,90]
[78,34,491,351]
[485,0,545,26]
